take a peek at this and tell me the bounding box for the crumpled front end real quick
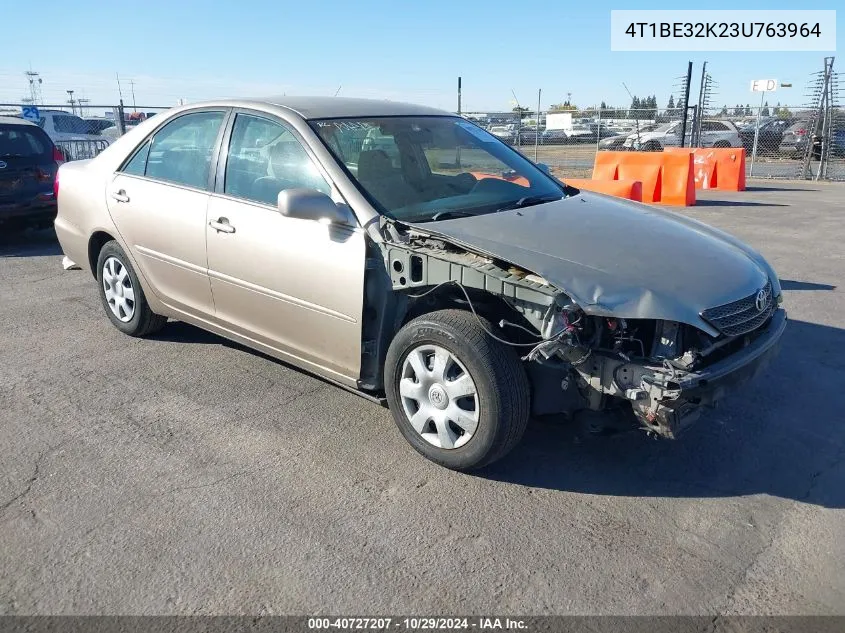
[527,284,786,437]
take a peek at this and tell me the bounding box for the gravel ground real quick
[1,181,844,615]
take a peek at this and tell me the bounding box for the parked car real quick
[54,97,786,471]
[739,118,795,154]
[625,120,741,151]
[487,125,516,144]
[34,110,108,144]
[778,119,845,159]
[541,128,569,145]
[598,134,630,150]
[0,116,63,229]
[778,120,817,158]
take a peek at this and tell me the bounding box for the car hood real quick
[410,192,780,335]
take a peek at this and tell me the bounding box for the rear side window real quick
[144,111,225,189]
[53,115,92,134]
[0,125,50,157]
[122,140,151,176]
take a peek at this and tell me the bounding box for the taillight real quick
[53,145,65,163]
[796,128,806,136]
[54,168,60,200]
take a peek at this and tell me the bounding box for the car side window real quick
[144,111,225,190]
[224,114,330,206]
[122,140,151,176]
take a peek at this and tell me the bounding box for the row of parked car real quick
[596,116,845,157]
[486,122,627,146]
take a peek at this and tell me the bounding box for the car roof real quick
[197,96,452,120]
[0,115,38,127]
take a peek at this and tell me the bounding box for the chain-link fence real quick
[3,101,842,180]
[462,106,845,181]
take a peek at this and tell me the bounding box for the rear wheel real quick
[96,240,167,337]
[642,141,662,152]
[384,309,530,471]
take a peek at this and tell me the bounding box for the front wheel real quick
[384,309,530,471]
[96,240,167,337]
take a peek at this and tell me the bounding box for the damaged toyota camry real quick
[54,97,786,470]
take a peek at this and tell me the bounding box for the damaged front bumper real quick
[635,308,787,437]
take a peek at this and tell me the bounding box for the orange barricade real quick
[592,151,695,206]
[565,178,643,202]
[664,147,746,191]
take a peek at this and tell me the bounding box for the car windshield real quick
[309,116,565,223]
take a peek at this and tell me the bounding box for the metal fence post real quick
[749,92,765,177]
[117,100,126,135]
[596,106,602,152]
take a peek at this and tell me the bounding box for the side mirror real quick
[537,163,550,175]
[277,188,353,225]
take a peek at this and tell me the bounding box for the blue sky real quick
[0,0,839,112]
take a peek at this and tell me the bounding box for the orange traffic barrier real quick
[592,151,695,206]
[664,147,746,191]
[565,178,643,202]
[470,171,530,187]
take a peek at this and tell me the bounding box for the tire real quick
[642,141,662,152]
[95,240,167,337]
[384,309,530,471]
[714,140,731,148]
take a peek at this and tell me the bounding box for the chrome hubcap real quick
[102,256,135,322]
[399,344,479,449]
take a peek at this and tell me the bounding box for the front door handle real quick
[110,189,129,203]
[209,217,236,234]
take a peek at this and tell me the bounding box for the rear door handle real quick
[209,217,235,234]
[110,190,129,203]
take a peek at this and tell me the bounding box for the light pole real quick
[66,90,75,115]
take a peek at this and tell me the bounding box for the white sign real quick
[545,112,573,131]
[750,79,778,92]
[20,105,41,122]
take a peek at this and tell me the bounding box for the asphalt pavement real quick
[1,182,844,615]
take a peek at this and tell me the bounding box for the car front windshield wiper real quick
[496,193,563,212]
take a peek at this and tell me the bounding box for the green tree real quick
[719,104,728,116]
[762,101,770,117]
[744,104,752,116]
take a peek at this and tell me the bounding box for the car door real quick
[205,111,366,381]
[105,109,227,318]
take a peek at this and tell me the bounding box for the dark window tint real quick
[224,114,330,205]
[0,124,50,157]
[122,140,151,176]
[145,111,224,189]
[53,115,92,134]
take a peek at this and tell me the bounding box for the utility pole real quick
[78,98,90,117]
[129,80,137,112]
[679,61,693,148]
[66,90,76,115]
[457,76,462,115]
[25,70,43,105]
[535,88,541,161]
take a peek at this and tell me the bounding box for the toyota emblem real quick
[755,288,768,312]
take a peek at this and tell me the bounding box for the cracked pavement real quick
[1,182,844,615]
